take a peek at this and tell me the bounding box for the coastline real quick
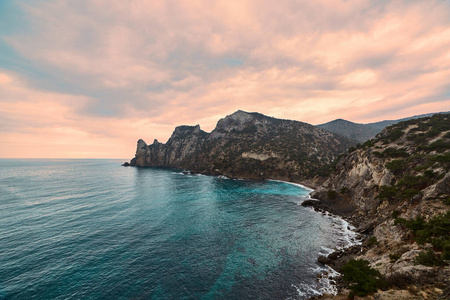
[259,178,363,298]
[268,179,314,192]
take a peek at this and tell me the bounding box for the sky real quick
[1,0,450,159]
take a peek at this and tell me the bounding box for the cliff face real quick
[312,113,450,216]
[131,125,208,168]
[310,113,450,299]
[129,110,355,181]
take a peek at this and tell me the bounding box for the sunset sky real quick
[1,0,450,158]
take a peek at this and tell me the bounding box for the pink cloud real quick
[1,0,450,157]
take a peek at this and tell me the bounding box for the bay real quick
[0,159,357,299]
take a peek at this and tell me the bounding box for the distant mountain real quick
[317,112,448,143]
[316,119,380,143]
[127,110,354,181]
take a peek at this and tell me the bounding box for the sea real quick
[0,159,359,300]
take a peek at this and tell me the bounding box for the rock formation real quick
[128,110,355,181]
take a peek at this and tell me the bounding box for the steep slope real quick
[317,111,448,143]
[128,110,355,181]
[309,113,450,298]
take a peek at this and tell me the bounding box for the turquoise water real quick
[0,159,355,299]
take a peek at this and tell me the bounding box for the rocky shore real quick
[303,114,450,299]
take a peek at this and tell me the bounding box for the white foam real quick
[320,246,334,256]
[293,190,362,299]
[267,179,314,192]
[316,266,340,296]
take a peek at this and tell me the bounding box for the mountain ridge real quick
[127,110,354,182]
[318,111,448,143]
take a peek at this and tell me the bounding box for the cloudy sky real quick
[1,0,450,158]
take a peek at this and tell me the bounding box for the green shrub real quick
[340,187,348,194]
[389,253,401,262]
[377,186,399,201]
[405,216,427,232]
[341,259,382,297]
[430,152,450,170]
[382,147,408,158]
[373,151,384,158]
[367,236,378,247]
[394,217,407,226]
[392,210,400,219]
[362,139,375,148]
[407,133,427,145]
[386,128,404,142]
[419,139,450,153]
[397,175,429,190]
[423,169,436,179]
[428,139,450,152]
[414,249,445,266]
[386,159,407,175]
[395,212,450,260]
[399,188,421,200]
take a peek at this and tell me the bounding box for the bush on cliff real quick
[395,212,450,261]
[341,259,382,297]
[414,249,446,266]
[367,236,378,247]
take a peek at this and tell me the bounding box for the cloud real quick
[0,0,450,157]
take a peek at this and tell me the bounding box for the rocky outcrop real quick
[130,125,208,168]
[128,110,355,181]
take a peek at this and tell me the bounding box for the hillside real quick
[127,110,355,181]
[308,113,450,299]
[317,112,447,143]
[317,119,380,143]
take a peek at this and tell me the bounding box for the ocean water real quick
[0,159,358,300]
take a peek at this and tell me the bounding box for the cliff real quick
[308,113,450,299]
[128,110,355,182]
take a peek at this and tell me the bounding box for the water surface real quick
[0,159,356,299]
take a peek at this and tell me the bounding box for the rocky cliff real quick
[128,110,355,181]
[308,113,450,299]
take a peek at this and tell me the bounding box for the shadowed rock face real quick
[128,110,355,181]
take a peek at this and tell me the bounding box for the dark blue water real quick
[0,159,357,299]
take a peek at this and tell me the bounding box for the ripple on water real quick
[0,159,358,300]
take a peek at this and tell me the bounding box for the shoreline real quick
[268,179,315,192]
[266,178,363,298]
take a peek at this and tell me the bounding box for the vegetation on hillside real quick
[341,259,383,297]
[394,211,450,264]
